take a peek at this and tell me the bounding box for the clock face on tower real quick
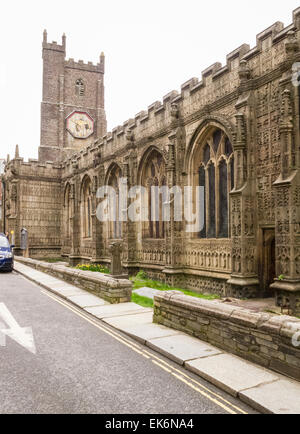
[66,111,94,139]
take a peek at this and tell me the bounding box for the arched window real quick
[107,165,122,239]
[81,177,92,238]
[76,79,85,97]
[142,150,166,239]
[192,127,234,239]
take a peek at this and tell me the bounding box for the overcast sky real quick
[1,0,299,161]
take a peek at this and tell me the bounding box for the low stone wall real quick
[153,291,300,381]
[15,256,132,304]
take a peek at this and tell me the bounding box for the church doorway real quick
[261,228,276,295]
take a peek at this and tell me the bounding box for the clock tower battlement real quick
[39,30,107,162]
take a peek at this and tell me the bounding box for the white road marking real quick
[0,322,6,347]
[0,303,36,354]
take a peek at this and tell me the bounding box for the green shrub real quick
[136,270,148,280]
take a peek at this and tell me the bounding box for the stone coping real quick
[15,256,132,304]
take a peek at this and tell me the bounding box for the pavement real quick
[12,260,300,414]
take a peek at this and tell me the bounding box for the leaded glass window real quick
[194,128,234,239]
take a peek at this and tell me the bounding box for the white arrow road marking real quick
[0,321,6,347]
[0,303,36,354]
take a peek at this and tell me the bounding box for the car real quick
[0,233,14,272]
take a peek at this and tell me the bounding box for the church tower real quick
[39,30,107,162]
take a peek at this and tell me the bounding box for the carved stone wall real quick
[256,81,281,226]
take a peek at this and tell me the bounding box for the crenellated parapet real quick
[65,57,104,74]
[5,157,62,180]
[42,29,65,55]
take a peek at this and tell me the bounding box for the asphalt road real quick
[0,271,257,414]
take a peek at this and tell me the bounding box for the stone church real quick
[3,8,300,306]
